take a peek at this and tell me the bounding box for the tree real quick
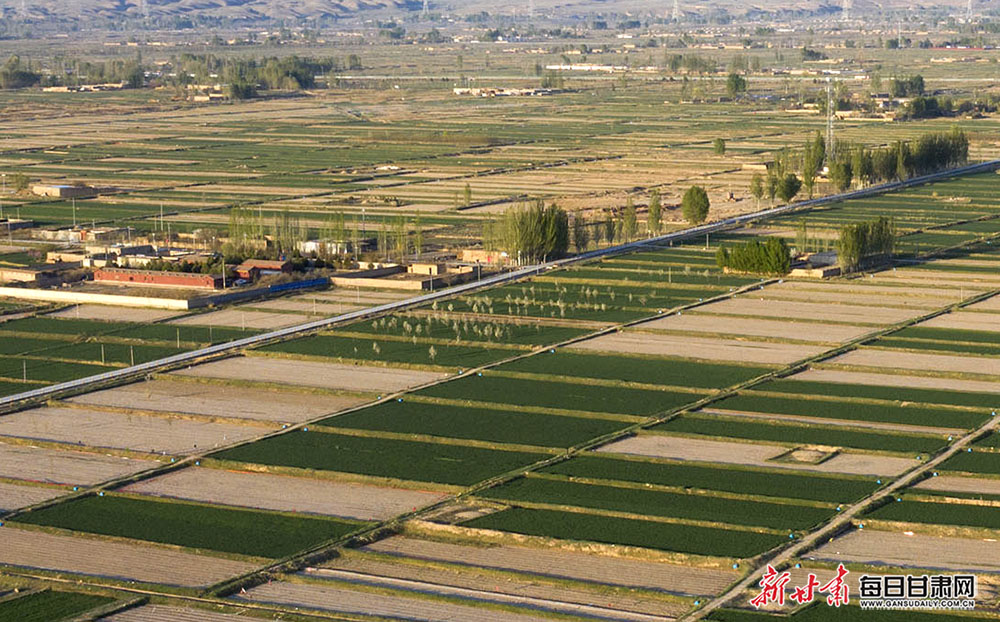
[776,173,802,203]
[851,148,874,188]
[828,156,853,192]
[749,173,764,207]
[725,72,748,98]
[11,172,29,193]
[463,182,472,207]
[604,215,615,246]
[766,172,779,203]
[681,186,710,224]
[647,189,662,235]
[572,213,590,252]
[713,138,727,155]
[490,200,569,263]
[623,198,637,242]
[802,131,825,198]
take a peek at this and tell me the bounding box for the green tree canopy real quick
[681,186,710,224]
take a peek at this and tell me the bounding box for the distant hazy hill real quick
[4,0,975,22]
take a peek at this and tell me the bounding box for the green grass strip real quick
[0,590,115,622]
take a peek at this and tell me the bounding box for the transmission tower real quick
[672,0,680,22]
[422,0,428,17]
[842,0,852,21]
[20,0,27,19]
[528,0,534,18]
[967,0,973,21]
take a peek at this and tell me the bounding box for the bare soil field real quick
[873,271,1000,289]
[169,309,305,330]
[304,567,679,622]
[568,332,824,365]
[749,288,947,310]
[791,368,1000,395]
[810,530,1000,574]
[830,349,1000,377]
[914,476,1000,496]
[362,536,736,596]
[778,281,962,299]
[919,310,1000,332]
[241,298,364,315]
[693,299,916,325]
[636,315,870,344]
[597,435,917,477]
[0,481,65,512]
[966,296,1000,312]
[237,580,567,622]
[311,289,410,304]
[103,605,255,622]
[68,378,363,422]
[46,305,182,323]
[0,406,270,455]
[0,441,158,485]
[0,527,257,587]
[173,356,447,394]
[123,467,448,520]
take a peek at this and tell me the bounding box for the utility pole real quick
[826,79,836,161]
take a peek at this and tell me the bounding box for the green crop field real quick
[0,359,111,383]
[873,339,1000,357]
[211,430,548,486]
[344,314,590,346]
[500,351,772,389]
[416,373,702,415]
[657,414,947,453]
[939,450,1000,475]
[0,590,115,622]
[462,507,788,558]
[14,495,365,559]
[542,455,878,503]
[866,498,1000,530]
[320,400,626,448]
[713,394,986,429]
[759,379,1000,410]
[478,476,833,530]
[258,334,510,368]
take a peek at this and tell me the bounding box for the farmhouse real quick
[235,259,292,281]
[0,262,81,286]
[93,267,223,289]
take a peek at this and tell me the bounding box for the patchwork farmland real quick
[2,169,1000,620]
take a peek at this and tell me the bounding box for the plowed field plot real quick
[321,400,625,448]
[102,605,257,622]
[68,378,361,422]
[362,535,738,596]
[237,580,558,622]
[14,494,366,558]
[968,296,1000,312]
[656,414,947,453]
[122,467,447,520]
[636,314,870,343]
[543,455,877,503]
[0,481,65,512]
[567,332,825,365]
[811,529,1000,573]
[500,351,770,389]
[212,430,548,486]
[778,369,1000,402]
[46,305,182,323]
[478,476,832,530]
[711,394,986,428]
[169,309,303,330]
[0,406,269,455]
[0,590,114,622]
[598,435,917,477]
[830,348,1000,377]
[415,374,698,416]
[173,356,447,393]
[746,287,951,309]
[0,526,256,587]
[920,310,1000,332]
[915,475,1000,497]
[0,441,158,485]
[346,314,590,346]
[693,299,917,325]
[462,507,786,559]
[309,561,689,619]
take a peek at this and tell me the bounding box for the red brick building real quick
[93,267,223,289]
[235,259,292,281]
